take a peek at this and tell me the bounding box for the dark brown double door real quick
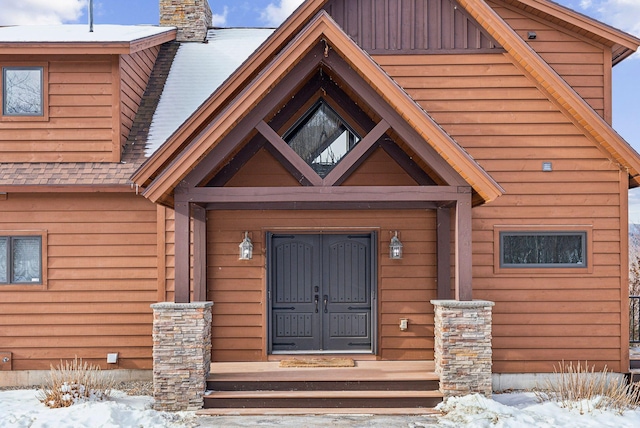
[268,233,375,353]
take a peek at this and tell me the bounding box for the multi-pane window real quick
[0,236,42,284]
[2,66,44,116]
[500,231,586,268]
[284,99,360,178]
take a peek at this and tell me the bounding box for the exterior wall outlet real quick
[107,353,118,364]
[0,352,12,371]
[399,318,408,331]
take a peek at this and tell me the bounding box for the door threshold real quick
[268,354,377,361]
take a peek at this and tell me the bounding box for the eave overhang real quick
[134,11,503,207]
[458,0,640,187]
[0,29,177,55]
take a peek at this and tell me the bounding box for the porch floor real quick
[208,360,438,382]
[198,360,443,415]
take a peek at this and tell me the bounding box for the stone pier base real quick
[431,300,495,398]
[151,302,212,411]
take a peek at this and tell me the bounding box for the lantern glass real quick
[389,232,403,259]
[239,232,253,260]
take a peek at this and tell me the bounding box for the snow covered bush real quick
[37,357,115,408]
[536,361,640,415]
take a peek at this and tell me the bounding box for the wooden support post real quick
[175,200,191,303]
[455,191,473,301]
[192,204,207,302]
[437,206,451,300]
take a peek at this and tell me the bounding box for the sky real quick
[0,0,638,217]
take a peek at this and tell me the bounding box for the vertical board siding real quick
[207,209,437,362]
[324,0,498,53]
[488,0,606,118]
[120,46,160,147]
[0,193,157,370]
[0,55,115,162]
[376,52,623,372]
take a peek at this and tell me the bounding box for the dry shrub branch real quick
[536,361,640,415]
[37,357,115,409]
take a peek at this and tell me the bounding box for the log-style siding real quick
[120,47,160,151]
[0,55,114,162]
[376,52,624,372]
[0,193,158,370]
[0,48,159,163]
[488,0,607,120]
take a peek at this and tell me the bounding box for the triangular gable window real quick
[284,99,360,178]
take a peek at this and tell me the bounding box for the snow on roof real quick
[0,24,174,43]
[146,28,274,156]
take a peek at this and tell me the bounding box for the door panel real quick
[323,235,372,350]
[269,233,372,353]
[271,235,320,351]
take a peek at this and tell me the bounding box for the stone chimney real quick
[160,0,212,42]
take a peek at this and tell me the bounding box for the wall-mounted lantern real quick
[389,231,403,259]
[239,231,253,260]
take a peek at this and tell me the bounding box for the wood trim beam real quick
[437,207,451,299]
[379,139,436,185]
[454,191,473,301]
[204,201,441,210]
[131,0,327,186]
[180,43,326,189]
[256,120,323,186]
[206,134,266,187]
[192,204,207,302]
[176,185,467,204]
[156,205,167,302]
[322,53,468,187]
[323,119,390,186]
[174,200,190,303]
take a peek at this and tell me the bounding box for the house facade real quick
[1,0,639,403]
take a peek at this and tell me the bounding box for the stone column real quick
[151,302,213,411]
[431,300,494,398]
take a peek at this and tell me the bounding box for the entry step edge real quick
[204,390,444,399]
[196,407,443,416]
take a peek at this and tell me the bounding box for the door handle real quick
[323,295,328,313]
[314,295,319,313]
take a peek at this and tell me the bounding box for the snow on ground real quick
[0,389,195,428]
[1,389,640,427]
[438,393,640,427]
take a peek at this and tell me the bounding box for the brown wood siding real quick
[488,0,607,119]
[342,148,419,186]
[120,47,160,149]
[376,52,624,372]
[324,0,499,53]
[207,209,437,362]
[225,148,302,187]
[0,193,157,370]
[0,55,116,162]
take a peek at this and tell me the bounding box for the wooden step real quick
[207,379,439,391]
[197,407,442,416]
[204,360,442,411]
[203,389,443,409]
